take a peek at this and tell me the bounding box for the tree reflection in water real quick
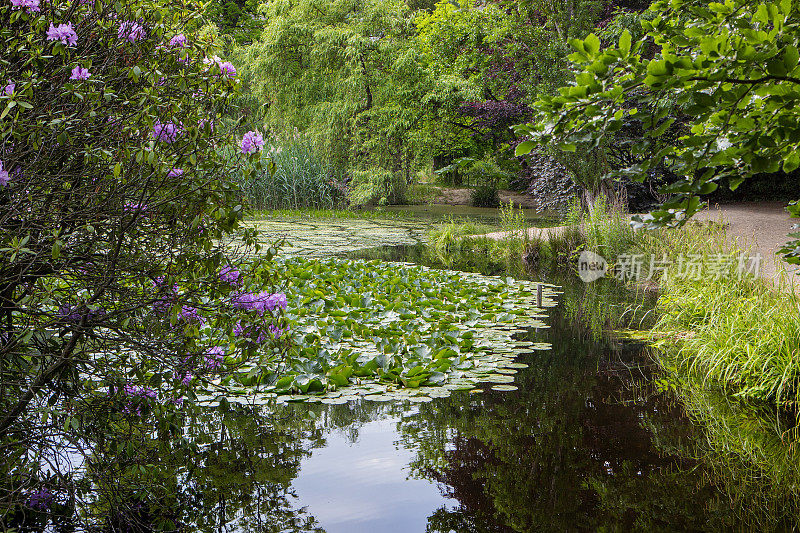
[5,283,800,531]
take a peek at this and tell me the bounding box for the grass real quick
[422,204,531,276]
[652,252,800,410]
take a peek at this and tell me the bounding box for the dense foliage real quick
[0,0,294,523]
[230,0,617,205]
[516,0,800,254]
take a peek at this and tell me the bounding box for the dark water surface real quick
[182,242,794,531]
[183,294,791,532]
[12,223,797,532]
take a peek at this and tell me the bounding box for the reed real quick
[234,139,343,210]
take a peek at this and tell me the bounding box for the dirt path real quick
[694,201,799,286]
[473,200,799,287]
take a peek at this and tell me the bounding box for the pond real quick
[243,204,556,257]
[39,294,786,532]
[11,211,798,531]
[209,213,796,531]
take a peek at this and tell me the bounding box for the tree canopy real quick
[515,0,800,258]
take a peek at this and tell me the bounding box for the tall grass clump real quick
[648,222,800,412]
[423,204,532,276]
[536,195,635,267]
[424,216,500,272]
[582,195,636,260]
[234,139,344,210]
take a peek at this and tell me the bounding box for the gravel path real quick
[694,201,799,286]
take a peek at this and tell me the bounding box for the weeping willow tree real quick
[232,0,430,179]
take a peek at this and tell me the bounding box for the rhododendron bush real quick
[0,0,285,442]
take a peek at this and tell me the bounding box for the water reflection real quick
[293,417,456,532]
[6,281,800,531]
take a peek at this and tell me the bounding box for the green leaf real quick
[619,30,631,56]
[784,151,800,173]
[784,45,800,73]
[584,34,600,55]
[515,140,537,156]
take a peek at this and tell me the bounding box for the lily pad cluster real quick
[197,258,556,404]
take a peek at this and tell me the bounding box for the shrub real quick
[471,184,500,207]
[0,0,286,484]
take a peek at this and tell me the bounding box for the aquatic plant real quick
[193,257,556,405]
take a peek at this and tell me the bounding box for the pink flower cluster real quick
[70,65,91,80]
[27,488,53,511]
[218,61,236,78]
[153,120,181,143]
[119,383,157,415]
[46,23,78,46]
[0,160,10,187]
[123,202,148,212]
[219,265,241,286]
[240,131,264,155]
[202,55,236,78]
[178,305,206,326]
[233,321,288,342]
[169,33,187,48]
[231,291,287,316]
[205,346,225,370]
[167,168,183,178]
[153,276,179,313]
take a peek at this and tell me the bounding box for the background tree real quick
[515,0,800,259]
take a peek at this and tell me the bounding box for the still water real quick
[205,215,800,531]
[11,212,799,531]
[245,304,769,532]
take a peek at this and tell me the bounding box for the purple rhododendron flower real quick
[174,370,193,386]
[70,65,90,80]
[118,21,145,42]
[231,291,286,316]
[167,168,183,178]
[178,305,206,325]
[218,61,236,78]
[3,81,13,96]
[205,346,225,370]
[11,0,39,12]
[153,120,181,143]
[169,33,187,48]
[152,277,179,313]
[219,265,241,286]
[198,118,214,131]
[269,324,289,339]
[56,304,105,322]
[123,383,157,399]
[123,202,148,212]
[27,488,53,511]
[47,23,78,46]
[240,131,264,155]
[119,382,157,415]
[0,160,10,187]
